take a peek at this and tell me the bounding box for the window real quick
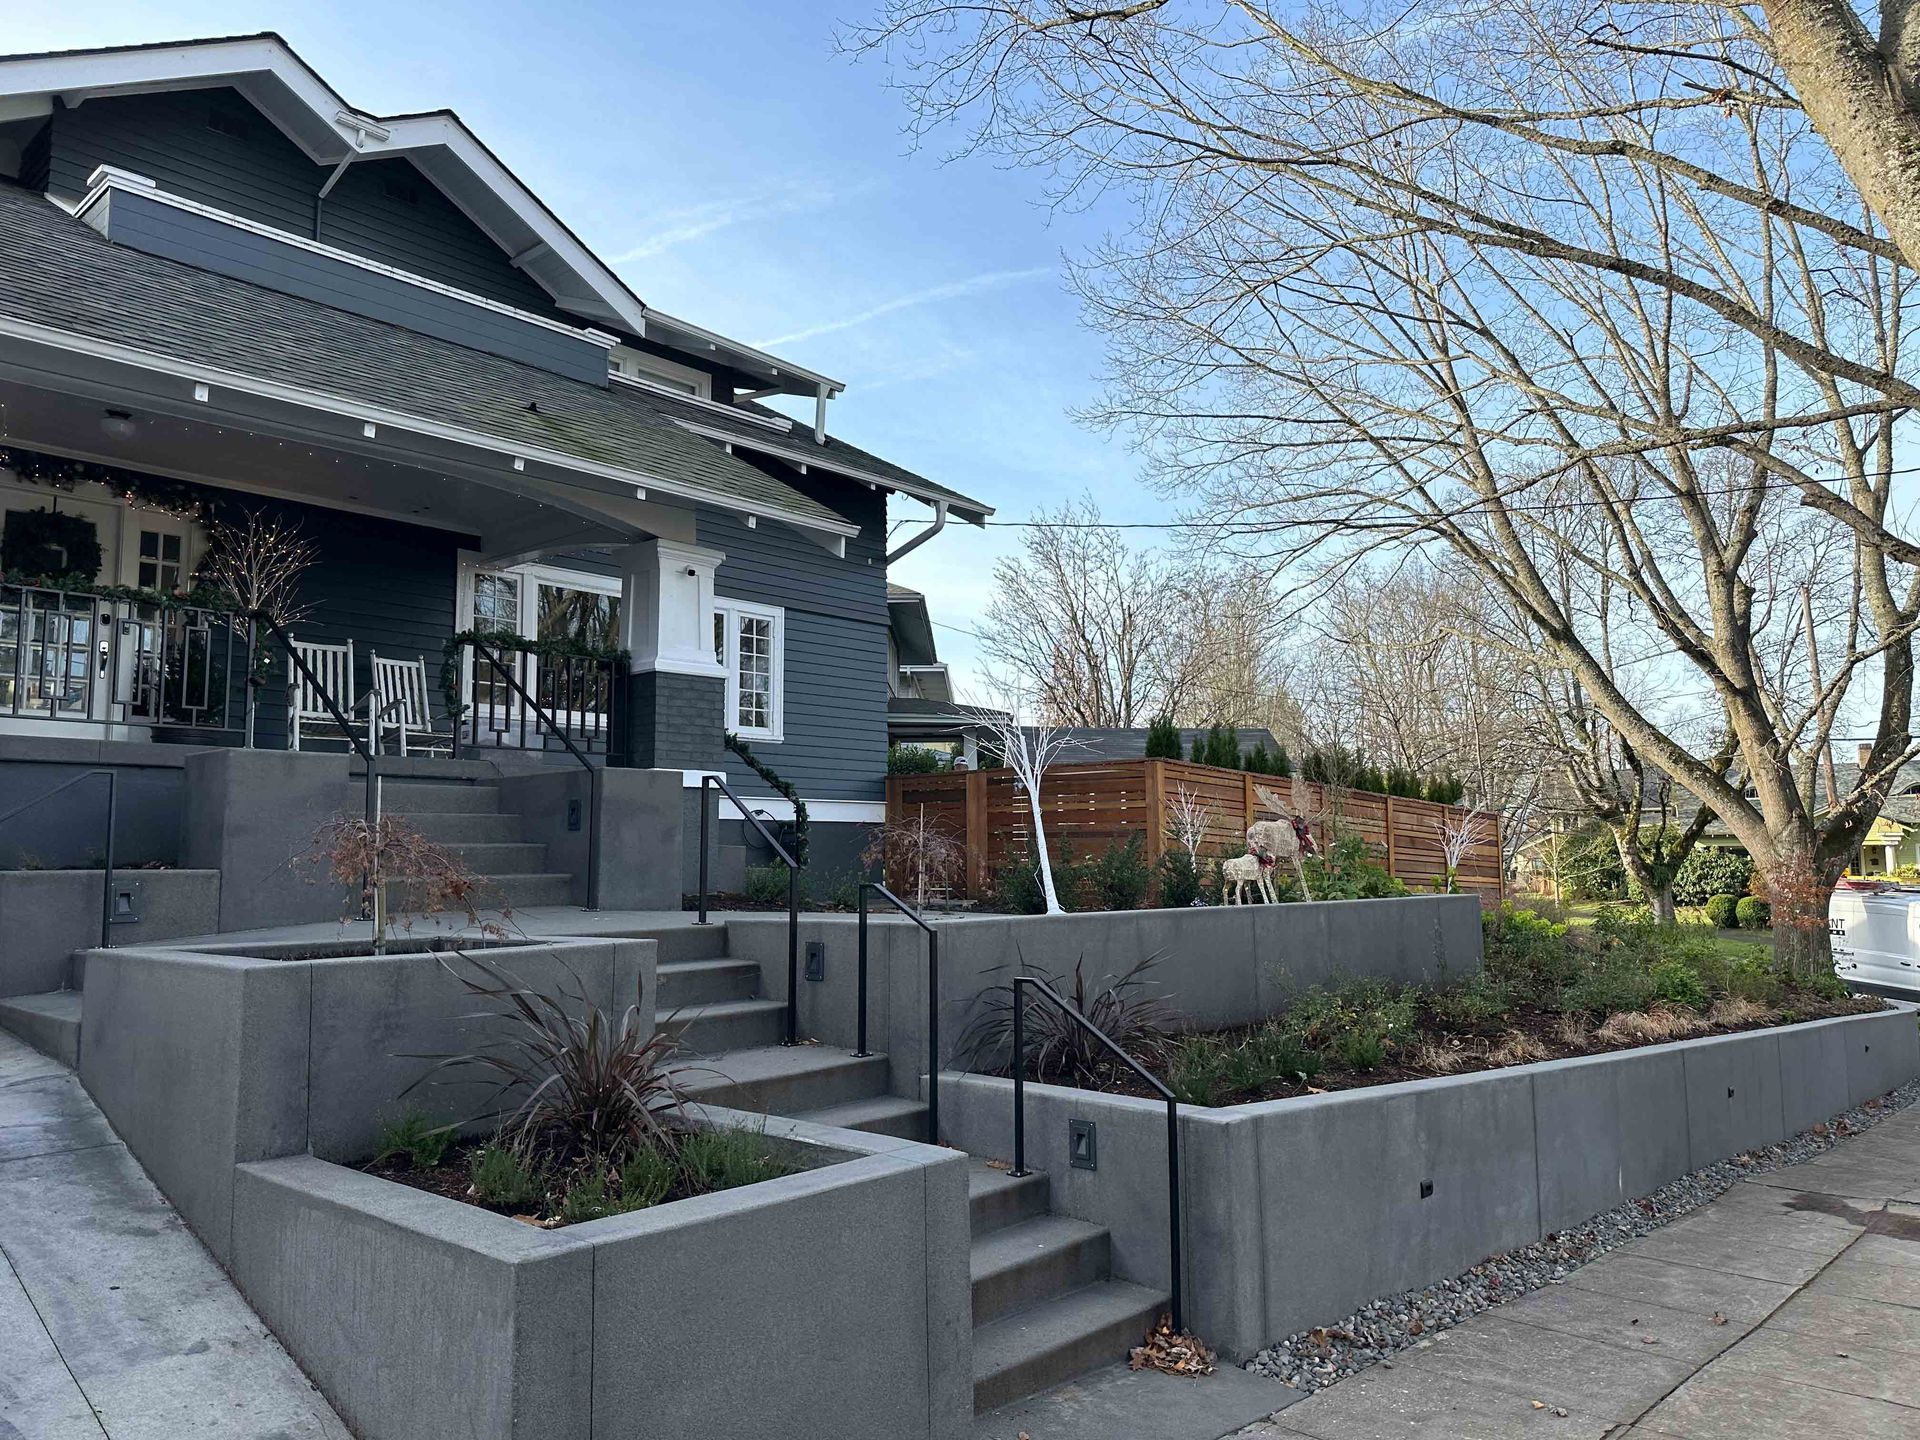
[608,345,713,401]
[473,571,521,632]
[713,598,784,741]
[136,529,183,593]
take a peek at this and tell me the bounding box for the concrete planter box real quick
[229,1108,972,1440]
[725,894,1483,1106]
[941,1002,1920,1360]
[79,936,658,1262]
[0,866,220,996]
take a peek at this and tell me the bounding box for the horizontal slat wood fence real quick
[885,759,1504,905]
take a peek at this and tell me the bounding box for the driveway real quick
[1237,1106,1920,1439]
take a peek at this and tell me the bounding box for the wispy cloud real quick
[609,179,858,264]
[755,267,1055,349]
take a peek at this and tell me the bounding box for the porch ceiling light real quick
[192,383,211,403]
[362,422,378,439]
[99,408,137,441]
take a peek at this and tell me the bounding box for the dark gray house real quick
[0,34,991,880]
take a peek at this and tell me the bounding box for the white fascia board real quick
[671,418,994,521]
[0,313,862,544]
[646,308,843,395]
[609,372,794,433]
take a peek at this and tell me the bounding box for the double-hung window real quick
[712,598,784,741]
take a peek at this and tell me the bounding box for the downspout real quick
[313,151,359,241]
[886,500,948,564]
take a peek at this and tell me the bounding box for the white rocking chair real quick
[287,638,360,751]
[369,651,453,757]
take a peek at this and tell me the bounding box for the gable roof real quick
[0,179,857,540]
[0,33,841,398]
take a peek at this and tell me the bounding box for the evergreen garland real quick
[0,446,208,521]
[725,730,809,866]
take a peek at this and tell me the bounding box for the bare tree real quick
[848,0,1920,976]
[863,804,966,907]
[1163,784,1214,865]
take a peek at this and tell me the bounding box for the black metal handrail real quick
[0,769,116,949]
[252,612,380,922]
[470,639,601,910]
[855,882,941,1142]
[697,772,803,1045]
[456,643,623,759]
[1011,975,1184,1331]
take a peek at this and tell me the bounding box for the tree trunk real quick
[1025,784,1065,914]
[1647,886,1677,926]
[1613,832,1676,925]
[1766,849,1839,983]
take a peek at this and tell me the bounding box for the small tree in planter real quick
[306,811,506,953]
[862,803,966,907]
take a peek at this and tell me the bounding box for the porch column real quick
[617,539,728,772]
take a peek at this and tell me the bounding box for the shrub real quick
[374,1110,452,1170]
[1143,715,1183,759]
[405,951,690,1173]
[960,952,1176,1086]
[819,870,864,912]
[1734,896,1773,930]
[469,1144,545,1208]
[1649,958,1710,1011]
[559,1171,620,1225]
[1280,977,1417,1067]
[1087,834,1152,911]
[990,860,1048,915]
[619,1144,678,1208]
[886,743,948,775]
[1157,849,1201,907]
[743,863,804,906]
[1560,827,1627,901]
[1674,849,1754,906]
[1427,971,1512,1029]
[1703,892,1740,929]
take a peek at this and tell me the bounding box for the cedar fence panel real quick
[885,760,1505,905]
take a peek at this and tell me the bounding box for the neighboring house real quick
[0,34,991,876]
[884,584,1001,767]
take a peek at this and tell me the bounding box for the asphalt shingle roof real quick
[0,182,855,531]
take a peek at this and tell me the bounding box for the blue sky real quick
[10,1,1179,691]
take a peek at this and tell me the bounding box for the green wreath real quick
[1,508,103,582]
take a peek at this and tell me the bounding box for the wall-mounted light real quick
[99,409,137,441]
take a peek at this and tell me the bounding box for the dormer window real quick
[609,345,712,401]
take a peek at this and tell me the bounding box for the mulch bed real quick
[1056,992,1886,1107]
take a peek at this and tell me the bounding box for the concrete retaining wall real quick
[0,867,219,995]
[941,1002,1920,1360]
[725,894,1483,1111]
[0,736,191,869]
[79,937,656,1261]
[229,1108,972,1440]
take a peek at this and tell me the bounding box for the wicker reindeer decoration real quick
[1247,783,1317,901]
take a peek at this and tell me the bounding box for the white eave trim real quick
[669,418,994,520]
[608,371,794,433]
[0,313,863,543]
[75,169,619,349]
[646,307,843,394]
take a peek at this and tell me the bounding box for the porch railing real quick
[0,582,245,733]
[454,642,625,760]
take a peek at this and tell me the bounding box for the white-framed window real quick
[713,597,784,742]
[608,344,713,400]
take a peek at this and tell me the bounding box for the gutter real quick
[886,500,947,564]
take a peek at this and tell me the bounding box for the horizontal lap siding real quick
[42,90,570,323]
[701,483,888,804]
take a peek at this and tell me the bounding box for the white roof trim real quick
[669,417,994,520]
[75,168,617,348]
[608,371,793,432]
[0,311,862,542]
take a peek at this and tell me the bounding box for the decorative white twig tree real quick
[971,680,1084,915]
[198,508,317,748]
[1164,784,1213,866]
[1438,808,1491,895]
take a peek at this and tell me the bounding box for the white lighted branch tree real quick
[198,508,317,748]
[971,682,1084,914]
[1164,784,1213,866]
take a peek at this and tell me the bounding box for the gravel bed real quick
[1246,1077,1920,1392]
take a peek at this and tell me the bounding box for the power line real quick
[966,460,1920,531]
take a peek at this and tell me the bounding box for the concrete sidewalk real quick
[1239,1105,1920,1439]
[0,1031,348,1439]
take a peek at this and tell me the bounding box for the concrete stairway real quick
[661,921,1162,1414]
[0,988,81,1066]
[377,774,576,910]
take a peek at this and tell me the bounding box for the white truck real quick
[1830,884,1920,998]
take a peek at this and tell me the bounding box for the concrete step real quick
[675,1045,893,1116]
[970,1215,1112,1326]
[792,1094,929,1142]
[971,1280,1166,1414]
[398,811,525,844]
[651,925,731,964]
[659,998,787,1056]
[440,841,549,875]
[657,959,761,1009]
[379,781,501,814]
[967,1161,1052,1239]
[0,990,81,1067]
